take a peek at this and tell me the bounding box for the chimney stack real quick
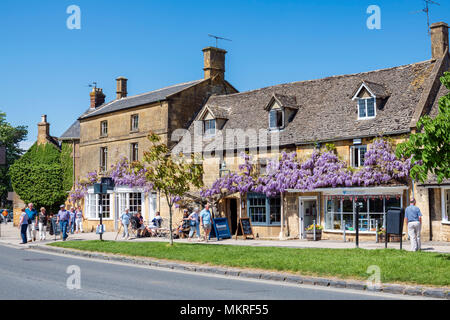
[203,47,227,81]
[37,115,50,145]
[430,22,449,60]
[90,87,106,109]
[116,76,128,99]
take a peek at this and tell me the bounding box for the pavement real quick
[1,222,450,253]
[0,222,448,300]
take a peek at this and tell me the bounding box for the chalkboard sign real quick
[386,207,405,235]
[211,218,231,241]
[235,218,254,240]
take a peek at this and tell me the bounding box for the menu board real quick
[235,218,254,239]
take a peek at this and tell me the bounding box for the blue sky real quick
[1,0,449,149]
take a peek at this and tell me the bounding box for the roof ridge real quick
[81,79,204,119]
[208,59,434,100]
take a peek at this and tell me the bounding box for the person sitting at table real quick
[175,210,190,238]
[146,212,163,237]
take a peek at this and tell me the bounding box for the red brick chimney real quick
[90,87,105,109]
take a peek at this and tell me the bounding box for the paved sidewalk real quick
[1,223,449,253]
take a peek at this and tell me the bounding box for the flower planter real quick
[306,230,322,241]
[379,234,402,243]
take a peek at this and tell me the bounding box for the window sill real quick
[324,229,377,234]
[441,221,450,225]
[130,130,139,134]
[251,224,281,227]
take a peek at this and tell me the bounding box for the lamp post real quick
[94,177,115,241]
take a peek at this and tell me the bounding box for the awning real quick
[286,186,408,195]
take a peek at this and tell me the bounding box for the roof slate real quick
[79,79,205,120]
[181,60,438,152]
[60,120,80,140]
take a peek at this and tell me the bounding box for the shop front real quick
[320,186,407,241]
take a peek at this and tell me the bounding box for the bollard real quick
[375,220,379,243]
[313,220,316,241]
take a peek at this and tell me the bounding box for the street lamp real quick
[93,177,115,241]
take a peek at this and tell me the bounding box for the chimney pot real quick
[430,22,449,60]
[116,77,128,99]
[203,47,227,81]
[90,88,106,109]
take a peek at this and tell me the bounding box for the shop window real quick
[443,189,449,222]
[118,192,143,216]
[85,193,111,219]
[248,193,281,226]
[325,195,402,232]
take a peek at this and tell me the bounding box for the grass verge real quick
[49,241,450,287]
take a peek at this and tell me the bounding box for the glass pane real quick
[326,199,340,230]
[343,200,353,213]
[369,198,383,213]
[353,147,359,167]
[367,98,375,117]
[358,99,366,118]
[385,196,401,211]
[360,146,367,166]
[445,190,450,221]
[269,110,277,128]
[269,197,281,224]
[276,111,283,127]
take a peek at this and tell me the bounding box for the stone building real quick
[60,47,238,232]
[177,22,450,241]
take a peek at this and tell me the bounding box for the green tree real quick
[9,143,71,213]
[396,72,450,183]
[0,111,28,207]
[142,133,203,246]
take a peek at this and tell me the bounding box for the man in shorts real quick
[200,203,212,243]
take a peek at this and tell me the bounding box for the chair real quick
[154,219,171,238]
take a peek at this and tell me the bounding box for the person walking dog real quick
[405,199,422,252]
[18,208,29,244]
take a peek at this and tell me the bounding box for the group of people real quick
[176,203,213,242]
[117,203,213,242]
[18,203,85,244]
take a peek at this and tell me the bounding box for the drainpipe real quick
[72,140,76,186]
[282,193,285,239]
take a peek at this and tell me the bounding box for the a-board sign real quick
[386,207,405,235]
[210,218,231,241]
[235,218,254,239]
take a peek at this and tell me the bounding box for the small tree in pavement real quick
[142,133,203,246]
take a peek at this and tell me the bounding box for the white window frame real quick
[100,121,108,137]
[350,145,367,168]
[131,114,139,132]
[357,98,376,120]
[441,188,450,223]
[100,147,108,172]
[85,191,113,221]
[130,143,139,162]
[268,108,285,131]
[204,119,216,136]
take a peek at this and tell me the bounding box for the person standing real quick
[200,203,213,243]
[18,208,29,244]
[69,207,76,234]
[75,206,85,234]
[25,203,38,242]
[120,208,131,240]
[188,207,201,241]
[57,205,71,241]
[38,207,48,241]
[404,199,423,252]
[2,209,8,225]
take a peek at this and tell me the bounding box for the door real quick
[299,197,318,239]
[229,199,238,235]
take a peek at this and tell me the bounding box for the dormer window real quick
[204,119,216,136]
[358,97,376,119]
[352,81,390,120]
[265,94,298,131]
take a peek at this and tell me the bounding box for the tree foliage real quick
[142,133,203,245]
[9,142,72,213]
[0,111,28,206]
[396,71,450,184]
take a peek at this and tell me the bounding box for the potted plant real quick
[306,224,323,241]
[378,228,401,243]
